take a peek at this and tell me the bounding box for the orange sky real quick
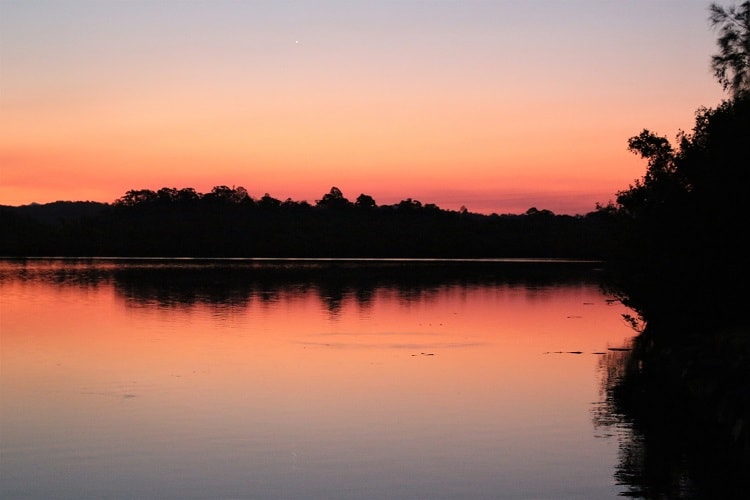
[0,1,727,214]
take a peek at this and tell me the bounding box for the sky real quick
[0,0,729,215]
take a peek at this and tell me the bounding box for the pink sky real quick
[0,1,727,214]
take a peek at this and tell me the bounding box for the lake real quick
[1,258,637,499]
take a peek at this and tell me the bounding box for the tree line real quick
[0,186,614,259]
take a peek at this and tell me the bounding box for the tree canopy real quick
[710,1,750,97]
[604,2,750,330]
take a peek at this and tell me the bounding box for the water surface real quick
[1,259,636,499]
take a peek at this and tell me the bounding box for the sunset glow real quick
[0,1,726,214]
[1,259,638,497]
[1,265,635,420]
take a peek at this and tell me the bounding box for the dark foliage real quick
[710,1,750,97]
[602,94,750,331]
[0,187,613,259]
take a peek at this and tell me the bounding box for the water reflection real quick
[594,334,750,498]
[2,258,635,499]
[1,258,606,313]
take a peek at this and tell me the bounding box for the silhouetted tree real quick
[608,96,749,329]
[176,187,200,204]
[602,2,750,330]
[615,130,683,219]
[525,207,554,217]
[115,189,158,207]
[258,193,281,210]
[710,1,750,97]
[156,187,179,204]
[316,186,352,210]
[396,198,422,212]
[203,185,249,204]
[355,193,377,210]
[232,186,250,204]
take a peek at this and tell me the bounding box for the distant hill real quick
[1,201,110,225]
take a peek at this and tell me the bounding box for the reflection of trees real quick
[0,258,114,290]
[2,259,605,315]
[108,260,604,313]
[594,330,750,498]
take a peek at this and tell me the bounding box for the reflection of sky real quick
[0,1,725,214]
[1,260,636,498]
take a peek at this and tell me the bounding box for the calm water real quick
[1,259,637,499]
